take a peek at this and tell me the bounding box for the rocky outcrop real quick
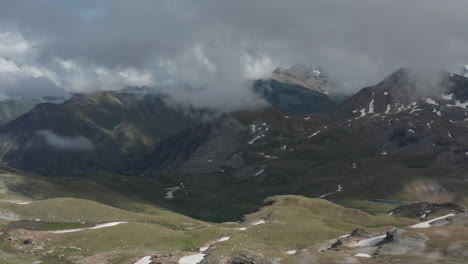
[376,229,428,256]
[227,254,268,264]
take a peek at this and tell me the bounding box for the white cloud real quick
[36,130,94,151]
[118,68,154,86]
[0,57,19,73]
[242,54,275,80]
[0,31,29,57]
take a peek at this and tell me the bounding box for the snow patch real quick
[356,108,366,119]
[442,94,453,100]
[3,200,32,205]
[217,237,230,242]
[179,253,206,264]
[165,186,182,199]
[354,253,371,258]
[250,125,257,134]
[351,235,386,247]
[90,222,128,229]
[286,250,297,255]
[199,246,209,252]
[423,98,438,105]
[385,104,391,114]
[411,213,456,228]
[52,222,128,233]
[318,185,343,199]
[134,256,152,264]
[454,100,468,109]
[253,220,266,225]
[254,166,265,176]
[248,135,263,145]
[368,98,375,114]
[308,131,321,138]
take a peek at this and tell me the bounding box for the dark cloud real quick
[0,0,467,110]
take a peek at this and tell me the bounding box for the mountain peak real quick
[272,64,334,94]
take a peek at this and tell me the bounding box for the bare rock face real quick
[273,64,334,94]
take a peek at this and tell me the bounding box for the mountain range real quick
[0,66,466,264]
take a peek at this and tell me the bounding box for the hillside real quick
[0,91,204,176]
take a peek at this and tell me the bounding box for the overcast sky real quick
[0,0,467,110]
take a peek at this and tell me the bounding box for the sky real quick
[0,0,467,110]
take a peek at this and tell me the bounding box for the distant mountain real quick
[252,64,340,114]
[0,96,66,125]
[252,79,338,114]
[272,64,335,94]
[0,91,205,176]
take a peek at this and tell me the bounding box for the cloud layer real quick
[0,0,467,110]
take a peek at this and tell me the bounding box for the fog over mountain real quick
[1,0,468,110]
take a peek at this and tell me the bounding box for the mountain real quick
[0,91,204,176]
[140,68,468,220]
[0,69,466,264]
[0,64,342,176]
[0,96,66,125]
[251,64,340,114]
[252,79,338,114]
[272,64,335,94]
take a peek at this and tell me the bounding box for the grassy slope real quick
[0,195,418,264]
[202,195,416,263]
[0,167,463,264]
